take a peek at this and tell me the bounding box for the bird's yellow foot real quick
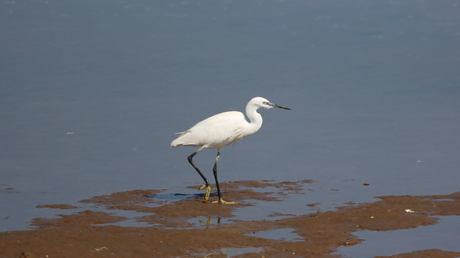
[212,198,238,205]
[198,184,211,201]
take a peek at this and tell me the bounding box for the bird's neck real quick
[245,105,263,135]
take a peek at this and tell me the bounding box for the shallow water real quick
[247,228,304,242]
[224,247,263,257]
[336,216,460,257]
[1,0,460,255]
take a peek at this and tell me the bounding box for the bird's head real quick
[251,97,291,110]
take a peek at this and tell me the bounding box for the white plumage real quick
[172,111,253,149]
[171,97,290,204]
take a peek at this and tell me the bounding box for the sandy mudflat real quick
[1,180,460,257]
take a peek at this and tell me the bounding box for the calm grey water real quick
[1,0,460,254]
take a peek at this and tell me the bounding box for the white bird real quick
[171,97,291,204]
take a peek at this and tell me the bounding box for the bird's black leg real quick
[212,150,222,201]
[188,147,211,200]
[211,149,236,204]
[188,149,209,186]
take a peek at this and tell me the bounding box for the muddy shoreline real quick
[2,180,460,257]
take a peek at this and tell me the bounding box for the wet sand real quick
[1,180,460,257]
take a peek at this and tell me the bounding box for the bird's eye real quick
[262,101,268,105]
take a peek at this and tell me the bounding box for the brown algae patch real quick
[36,204,80,209]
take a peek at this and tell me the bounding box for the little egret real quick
[171,97,291,204]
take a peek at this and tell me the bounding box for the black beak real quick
[272,103,291,110]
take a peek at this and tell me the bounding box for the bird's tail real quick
[170,131,189,148]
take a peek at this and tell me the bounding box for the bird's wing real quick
[192,111,242,126]
[171,111,247,148]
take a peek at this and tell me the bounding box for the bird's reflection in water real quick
[199,217,221,225]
